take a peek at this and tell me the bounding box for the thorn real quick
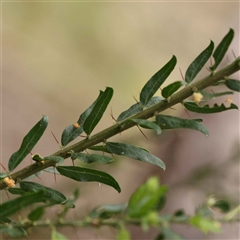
[0,163,7,171]
[179,67,184,81]
[231,49,237,59]
[51,130,60,145]
[54,168,57,184]
[182,104,191,118]
[27,148,33,156]
[35,174,41,180]
[136,125,148,140]
[169,107,176,110]
[226,54,230,64]
[133,95,139,104]
[205,67,211,73]
[210,56,213,67]
[110,107,117,123]
[210,88,215,93]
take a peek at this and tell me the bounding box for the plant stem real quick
[0,57,239,190]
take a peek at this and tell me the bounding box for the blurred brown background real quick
[1,1,239,239]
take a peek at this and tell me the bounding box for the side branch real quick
[0,57,239,190]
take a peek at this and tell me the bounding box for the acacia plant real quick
[0,29,239,239]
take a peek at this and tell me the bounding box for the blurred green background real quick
[1,2,239,239]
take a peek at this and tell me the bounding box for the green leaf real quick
[117,103,142,122]
[71,152,114,164]
[106,142,166,170]
[128,177,167,218]
[129,119,162,135]
[51,228,68,240]
[0,173,8,179]
[28,206,45,221]
[0,217,11,224]
[56,166,121,193]
[31,153,43,162]
[210,28,234,71]
[117,96,163,122]
[213,200,231,213]
[43,167,61,175]
[162,81,186,98]
[185,41,214,83]
[116,226,131,240]
[43,156,64,164]
[225,79,240,92]
[61,124,83,147]
[61,91,103,146]
[88,203,127,219]
[140,55,177,106]
[161,227,186,240]
[20,181,67,204]
[88,145,111,153]
[183,101,238,113]
[0,191,44,219]
[190,215,221,234]
[156,115,209,137]
[1,227,27,238]
[83,87,113,135]
[196,90,234,101]
[8,188,26,195]
[8,115,48,171]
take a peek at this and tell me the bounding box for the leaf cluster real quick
[0,29,239,239]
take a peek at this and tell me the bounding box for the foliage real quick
[0,29,240,239]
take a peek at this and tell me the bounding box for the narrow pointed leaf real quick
[161,226,186,240]
[8,115,48,171]
[106,142,165,170]
[128,177,167,218]
[129,119,162,134]
[190,215,221,234]
[28,206,45,221]
[185,41,214,83]
[88,145,111,153]
[213,200,231,213]
[117,103,142,122]
[156,115,209,136]
[43,156,64,164]
[140,55,177,106]
[196,90,234,101]
[61,91,103,146]
[8,188,26,195]
[61,125,83,147]
[0,191,44,219]
[210,28,234,71]
[0,173,8,179]
[43,167,61,174]
[83,87,113,135]
[51,229,68,240]
[56,166,121,193]
[31,153,43,162]
[162,81,186,98]
[88,203,127,219]
[1,227,27,238]
[117,96,163,122]
[20,181,67,204]
[183,101,238,113]
[71,152,114,164]
[225,79,240,92]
